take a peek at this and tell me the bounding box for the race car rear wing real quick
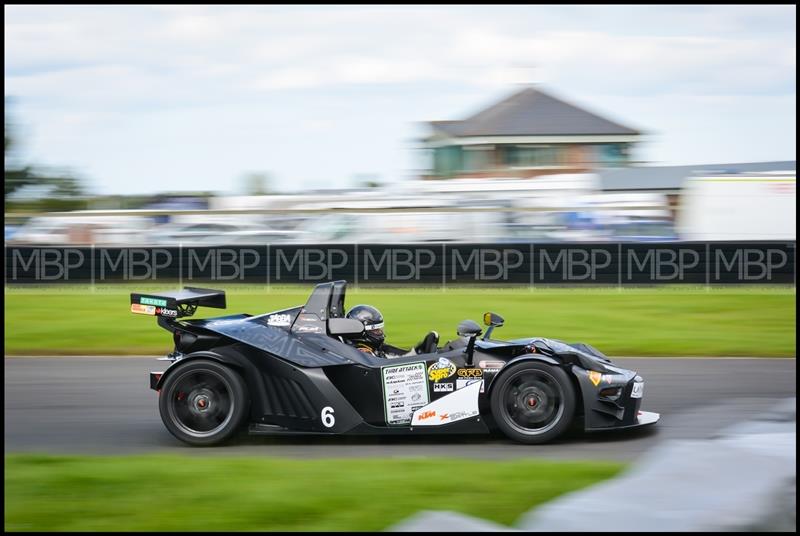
[130,287,226,319]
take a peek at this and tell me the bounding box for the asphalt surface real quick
[4,356,796,461]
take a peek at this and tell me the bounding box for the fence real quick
[5,242,795,285]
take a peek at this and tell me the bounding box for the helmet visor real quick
[364,321,384,341]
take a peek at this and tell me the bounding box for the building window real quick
[433,146,463,177]
[463,145,494,172]
[595,144,628,165]
[507,145,564,167]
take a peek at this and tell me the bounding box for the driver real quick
[345,304,438,358]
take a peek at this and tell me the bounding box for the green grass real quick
[4,453,622,531]
[4,285,796,356]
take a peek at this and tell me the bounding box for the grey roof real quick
[598,161,797,191]
[429,86,640,138]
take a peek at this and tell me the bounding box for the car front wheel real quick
[490,361,576,444]
[159,359,248,446]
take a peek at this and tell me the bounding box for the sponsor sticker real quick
[156,307,178,317]
[588,371,602,386]
[457,368,483,378]
[479,360,504,370]
[267,313,292,327]
[427,357,456,383]
[433,382,454,393]
[631,382,644,399]
[439,410,478,423]
[589,371,625,387]
[456,378,484,393]
[382,362,430,425]
[140,296,167,307]
[296,324,322,333]
[411,380,482,426]
[131,303,156,315]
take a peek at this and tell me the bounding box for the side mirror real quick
[482,312,504,340]
[328,318,365,337]
[457,319,482,338]
[457,319,482,366]
[483,312,504,327]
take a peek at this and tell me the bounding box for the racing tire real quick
[159,359,249,446]
[490,361,575,444]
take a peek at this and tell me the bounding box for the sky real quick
[4,5,796,196]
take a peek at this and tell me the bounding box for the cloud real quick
[5,5,795,99]
[3,5,796,194]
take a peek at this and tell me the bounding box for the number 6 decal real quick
[321,406,335,428]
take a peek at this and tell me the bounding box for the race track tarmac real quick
[4,356,796,461]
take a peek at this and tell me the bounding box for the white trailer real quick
[676,171,796,241]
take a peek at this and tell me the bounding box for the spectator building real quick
[422,85,642,180]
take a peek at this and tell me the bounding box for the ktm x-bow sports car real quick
[132,281,659,446]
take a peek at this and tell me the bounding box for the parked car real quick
[146,221,303,245]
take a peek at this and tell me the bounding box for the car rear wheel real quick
[159,359,248,446]
[490,361,575,444]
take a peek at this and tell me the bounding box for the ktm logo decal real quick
[588,371,602,386]
[418,410,436,420]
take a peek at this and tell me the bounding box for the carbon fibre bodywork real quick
[142,281,659,440]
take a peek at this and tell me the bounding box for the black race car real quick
[132,281,659,446]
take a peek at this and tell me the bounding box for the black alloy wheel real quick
[159,359,248,446]
[490,361,576,444]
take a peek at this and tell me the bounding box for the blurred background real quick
[4,5,796,533]
[4,5,796,247]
